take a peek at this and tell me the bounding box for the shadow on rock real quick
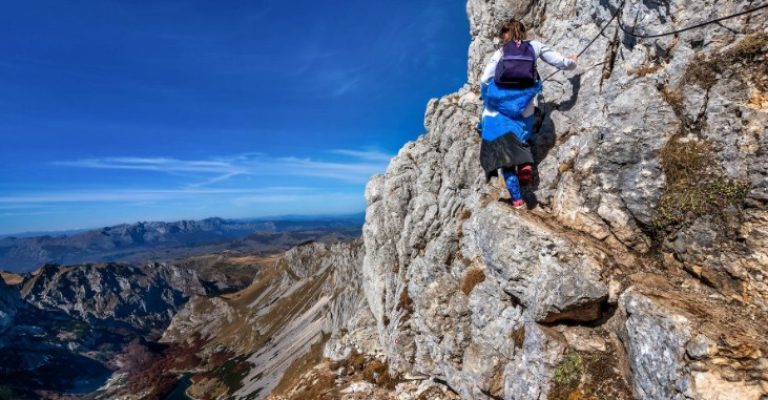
[527,74,582,209]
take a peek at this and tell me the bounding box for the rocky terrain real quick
[156,241,365,400]
[158,0,768,397]
[0,239,370,400]
[0,252,265,399]
[278,0,767,399]
[0,214,363,273]
[2,0,766,399]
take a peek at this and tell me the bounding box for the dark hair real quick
[499,19,527,43]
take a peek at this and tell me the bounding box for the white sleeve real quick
[480,49,502,83]
[531,40,576,71]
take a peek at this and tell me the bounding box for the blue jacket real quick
[480,80,542,143]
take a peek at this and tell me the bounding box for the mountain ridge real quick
[0,213,364,273]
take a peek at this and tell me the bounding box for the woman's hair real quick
[499,19,527,43]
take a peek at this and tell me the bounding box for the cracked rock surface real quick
[348,0,768,399]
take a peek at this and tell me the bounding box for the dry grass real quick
[221,261,281,303]
[748,89,768,111]
[397,288,414,314]
[273,334,330,397]
[558,159,575,174]
[684,32,768,90]
[0,272,22,285]
[631,63,663,77]
[511,327,525,349]
[288,373,336,400]
[651,34,764,232]
[346,352,367,371]
[213,261,331,353]
[660,86,684,113]
[683,54,717,88]
[361,359,400,389]
[654,139,749,230]
[461,268,486,295]
[278,353,403,400]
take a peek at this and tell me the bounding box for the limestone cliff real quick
[348,0,768,399]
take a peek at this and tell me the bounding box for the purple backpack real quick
[494,41,538,88]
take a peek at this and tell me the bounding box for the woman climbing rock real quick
[479,18,577,208]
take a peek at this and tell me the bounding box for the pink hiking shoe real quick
[512,199,525,209]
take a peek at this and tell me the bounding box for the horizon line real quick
[0,209,366,239]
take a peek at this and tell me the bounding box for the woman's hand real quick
[567,54,578,62]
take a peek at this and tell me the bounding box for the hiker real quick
[479,18,577,209]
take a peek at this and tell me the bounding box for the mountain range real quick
[0,214,364,273]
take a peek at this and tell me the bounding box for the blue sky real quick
[0,0,470,235]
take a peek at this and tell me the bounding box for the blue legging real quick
[502,169,522,201]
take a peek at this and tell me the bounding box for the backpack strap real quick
[524,41,541,82]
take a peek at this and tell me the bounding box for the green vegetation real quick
[215,355,252,393]
[548,350,634,400]
[60,318,90,340]
[553,350,584,387]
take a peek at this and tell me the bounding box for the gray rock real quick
[0,281,20,337]
[686,334,716,360]
[621,290,693,400]
[356,0,768,398]
[21,262,210,336]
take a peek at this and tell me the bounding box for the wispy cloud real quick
[0,149,391,227]
[53,149,392,186]
[53,157,238,174]
[329,149,393,162]
[0,187,307,204]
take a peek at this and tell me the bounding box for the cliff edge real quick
[353,0,768,399]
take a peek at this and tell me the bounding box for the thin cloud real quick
[0,187,308,204]
[54,157,238,174]
[53,150,392,186]
[330,149,393,162]
[232,192,361,206]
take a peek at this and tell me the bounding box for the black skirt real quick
[479,132,534,178]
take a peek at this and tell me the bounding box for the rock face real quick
[353,0,768,399]
[0,255,263,399]
[159,241,366,400]
[20,262,236,336]
[0,280,20,338]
